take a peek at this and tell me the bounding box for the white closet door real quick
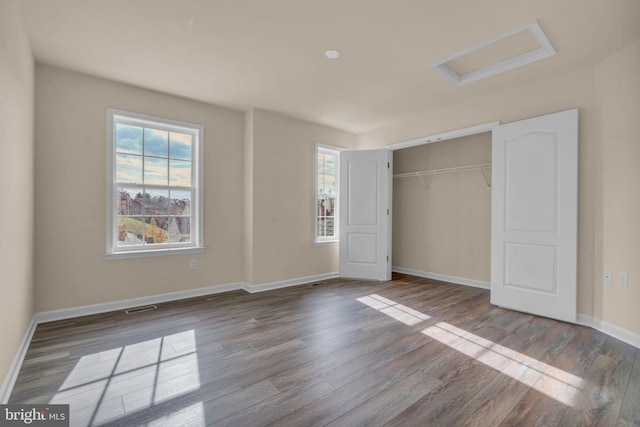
[339,149,392,281]
[491,109,578,322]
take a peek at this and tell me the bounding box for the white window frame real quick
[105,108,205,259]
[315,144,341,245]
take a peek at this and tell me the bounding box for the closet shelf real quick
[393,163,491,189]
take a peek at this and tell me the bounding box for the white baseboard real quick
[35,282,247,324]
[393,266,490,290]
[35,272,339,324]
[244,272,339,293]
[598,319,640,349]
[576,313,594,327]
[0,318,37,404]
[576,314,640,350]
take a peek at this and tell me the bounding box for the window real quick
[316,145,340,243]
[106,109,204,258]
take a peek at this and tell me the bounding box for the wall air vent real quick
[124,305,158,314]
[309,281,327,287]
[429,20,556,86]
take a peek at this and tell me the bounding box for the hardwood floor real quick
[9,273,640,426]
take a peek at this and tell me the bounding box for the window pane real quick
[317,198,326,216]
[317,153,326,172]
[168,218,180,242]
[145,217,168,244]
[170,132,192,160]
[325,217,335,237]
[116,154,143,183]
[316,196,336,238]
[170,159,191,187]
[170,191,191,215]
[116,124,143,155]
[324,154,335,175]
[326,197,335,217]
[143,190,169,215]
[317,219,326,237]
[144,129,168,157]
[117,187,144,215]
[118,217,145,245]
[169,217,191,242]
[323,174,336,194]
[144,157,168,185]
[318,174,327,194]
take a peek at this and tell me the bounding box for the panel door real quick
[339,149,392,281]
[491,109,578,322]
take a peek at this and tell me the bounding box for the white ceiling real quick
[20,0,640,133]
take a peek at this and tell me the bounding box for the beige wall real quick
[246,108,356,285]
[393,133,491,282]
[33,67,355,311]
[34,65,245,312]
[357,67,597,317]
[0,0,35,391]
[594,39,640,334]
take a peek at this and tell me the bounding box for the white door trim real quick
[386,121,500,151]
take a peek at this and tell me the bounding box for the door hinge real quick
[386,255,389,262]
[387,208,389,215]
[387,162,390,169]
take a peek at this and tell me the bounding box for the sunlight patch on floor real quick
[356,293,583,407]
[357,294,430,326]
[53,329,201,425]
[422,322,583,406]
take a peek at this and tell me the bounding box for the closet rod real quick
[393,163,491,179]
[393,163,492,190]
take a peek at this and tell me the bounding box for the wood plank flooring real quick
[9,273,640,426]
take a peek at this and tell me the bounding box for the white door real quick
[339,149,392,280]
[491,109,578,323]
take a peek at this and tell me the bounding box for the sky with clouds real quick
[116,124,192,188]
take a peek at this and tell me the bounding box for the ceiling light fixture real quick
[325,50,341,59]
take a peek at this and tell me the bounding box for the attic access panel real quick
[430,20,556,86]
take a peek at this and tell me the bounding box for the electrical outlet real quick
[190,259,198,270]
[604,270,612,285]
[618,272,628,288]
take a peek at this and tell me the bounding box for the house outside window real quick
[106,108,204,258]
[316,145,340,243]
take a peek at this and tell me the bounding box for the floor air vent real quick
[309,281,327,287]
[125,305,158,314]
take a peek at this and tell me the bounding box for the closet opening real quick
[389,126,495,289]
[382,109,578,323]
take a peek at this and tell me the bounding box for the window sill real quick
[105,246,206,260]
[313,240,339,247]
